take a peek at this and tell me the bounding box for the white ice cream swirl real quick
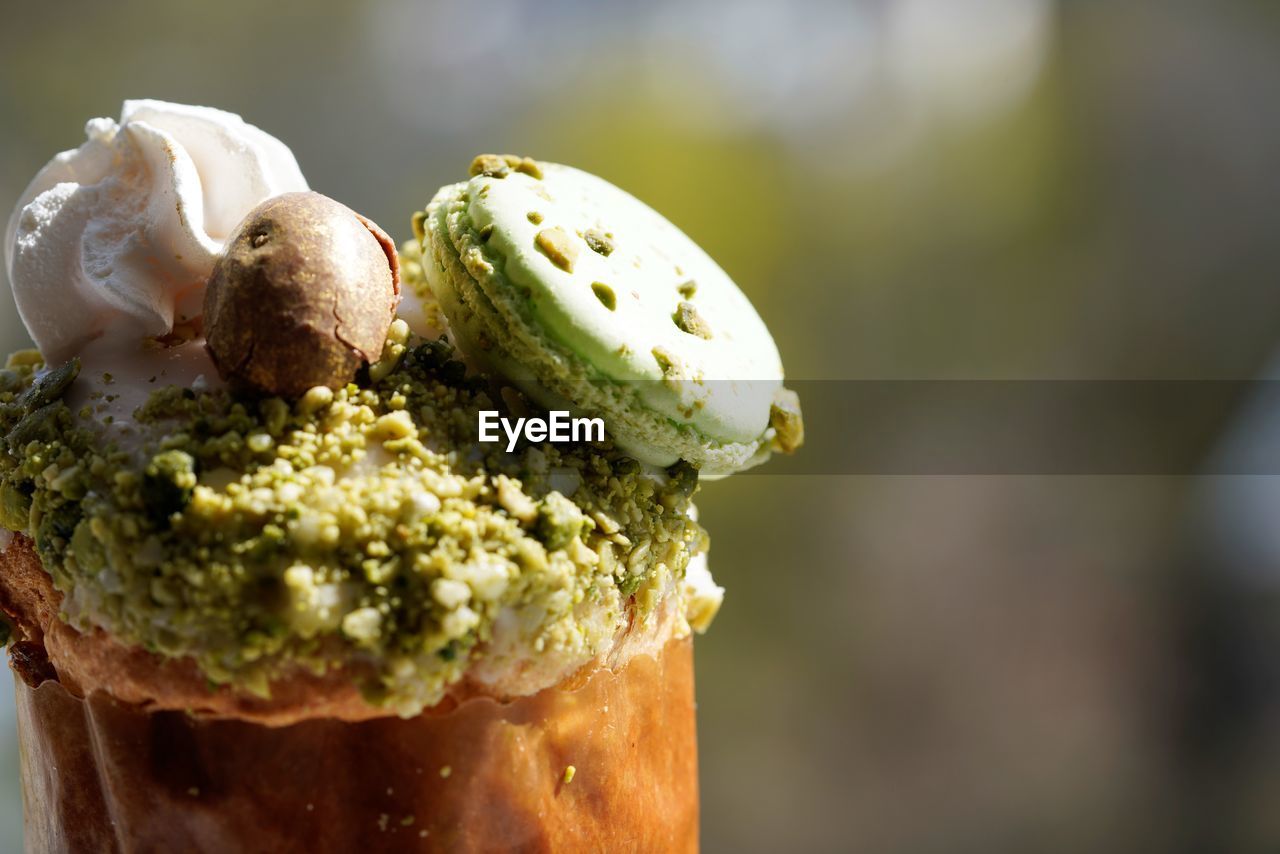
[4,100,308,363]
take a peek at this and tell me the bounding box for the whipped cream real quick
[4,100,308,364]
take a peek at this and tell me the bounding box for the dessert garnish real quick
[204,192,401,397]
[418,155,803,476]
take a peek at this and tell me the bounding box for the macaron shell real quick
[463,164,782,445]
[426,194,679,468]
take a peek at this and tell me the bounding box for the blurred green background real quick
[6,0,1280,851]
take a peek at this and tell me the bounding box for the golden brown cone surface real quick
[16,637,697,854]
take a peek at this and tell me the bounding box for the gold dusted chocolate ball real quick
[204,192,401,398]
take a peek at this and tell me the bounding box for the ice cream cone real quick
[14,639,697,853]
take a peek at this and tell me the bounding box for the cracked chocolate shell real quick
[204,192,401,398]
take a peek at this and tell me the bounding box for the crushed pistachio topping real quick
[769,388,805,454]
[0,329,706,715]
[592,282,617,312]
[582,228,614,257]
[652,346,681,377]
[535,227,579,273]
[672,301,713,340]
[469,153,543,181]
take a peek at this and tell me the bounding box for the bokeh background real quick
[5,1,1280,850]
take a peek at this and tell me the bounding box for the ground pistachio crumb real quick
[591,282,617,311]
[469,153,542,180]
[769,387,805,453]
[673,301,712,339]
[652,346,681,377]
[0,338,707,717]
[583,229,614,257]
[535,227,578,273]
[469,154,511,178]
[563,765,576,784]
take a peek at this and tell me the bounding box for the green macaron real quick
[418,155,800,476]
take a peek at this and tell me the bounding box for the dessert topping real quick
[203,192,400,398]
[4,100,307,364]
